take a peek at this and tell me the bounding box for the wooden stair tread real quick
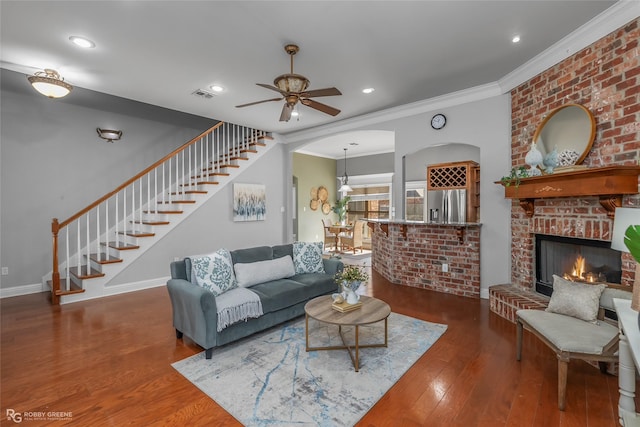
[102,241,140,250]
[88,253,123,264]
[131,220,171,225]
[48,280,85,296]
[143,210,183,214]
[195,181,219,186]
[230,156,249,161]
[171,190,207,195]
[118,230,155,237]
[203,164,240,170]
[157,200,196,204]
[240,149,258,154]
[69,266,105,280]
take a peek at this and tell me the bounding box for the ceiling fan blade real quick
[300,98,341,116]
[235,97,282,108]
[256,83,288,96]
[279,103,293,122]
[299,87,342,98]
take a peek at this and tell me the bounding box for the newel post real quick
[51,218,60,305]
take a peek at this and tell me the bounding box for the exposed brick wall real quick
[371,223,481,298]
[509,17,640,292]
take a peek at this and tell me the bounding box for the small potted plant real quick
[334,264,369,304]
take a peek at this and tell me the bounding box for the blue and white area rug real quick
[172,312,447,426]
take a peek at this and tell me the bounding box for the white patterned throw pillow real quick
[190,249,238,296]
[545,275,605,323]
[292,242,325,274]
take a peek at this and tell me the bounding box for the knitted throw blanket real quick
[215,287,263,332]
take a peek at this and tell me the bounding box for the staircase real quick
[45,122,274,304]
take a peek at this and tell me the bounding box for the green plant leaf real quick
[624,224,640,264]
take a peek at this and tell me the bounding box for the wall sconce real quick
[27,69,73,98]
[97,128,123,143]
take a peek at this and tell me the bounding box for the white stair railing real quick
[50,122,267,304]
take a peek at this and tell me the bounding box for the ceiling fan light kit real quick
[236,43,341,122]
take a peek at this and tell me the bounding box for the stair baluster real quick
[49,122,271,304]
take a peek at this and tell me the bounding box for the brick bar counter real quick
[368,220,481,298]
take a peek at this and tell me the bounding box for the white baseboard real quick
[0,277,169,303]
[0,283,46,299]
[60,276,169,304]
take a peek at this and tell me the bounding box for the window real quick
[405,181,427,221]
[345,185,390,239]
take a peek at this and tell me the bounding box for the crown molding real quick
[499,1,640,93]
[283,82,501,145]
[283,2,638,146]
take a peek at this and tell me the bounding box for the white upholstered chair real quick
[516,283,632,411]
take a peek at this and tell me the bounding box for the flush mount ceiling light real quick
[97,128,123,143]
[512,35,521,43]
[339,148,353,193]
[362,88,375,94]
[210,85,224,92]
[27,69,73,98]
[69,36,95,48]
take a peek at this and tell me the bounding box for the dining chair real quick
[322,219,338,252]
[340,220,365,254]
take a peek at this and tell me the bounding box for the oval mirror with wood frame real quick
[532,103,596,169]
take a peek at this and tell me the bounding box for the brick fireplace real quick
[490,17,640,322]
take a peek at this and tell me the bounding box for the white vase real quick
[343,281,361,304]
[525,143,543,176]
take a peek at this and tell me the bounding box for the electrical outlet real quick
[1,267,8,275]
[442,263,449,273]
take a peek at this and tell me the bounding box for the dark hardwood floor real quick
[1,270,635,426]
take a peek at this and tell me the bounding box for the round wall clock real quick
[431,113,446,130]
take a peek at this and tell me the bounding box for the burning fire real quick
[572,256,585,279]
[563,255,599,283]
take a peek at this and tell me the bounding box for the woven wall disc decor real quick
[310,199,319,211]
[317,186,328,202]
[322,202,331,215]
[310,187,318,200]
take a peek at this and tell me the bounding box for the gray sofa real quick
[167,243,343,359]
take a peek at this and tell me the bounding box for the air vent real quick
[191,89,217,99]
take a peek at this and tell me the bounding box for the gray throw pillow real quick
[545,275,605,323]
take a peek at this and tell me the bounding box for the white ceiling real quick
[0,1,629,159]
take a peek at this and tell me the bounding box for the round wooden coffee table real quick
[304,295,391,371]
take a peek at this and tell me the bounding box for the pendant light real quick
[339,148,352,193]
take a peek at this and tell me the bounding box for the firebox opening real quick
[535,234,622,317]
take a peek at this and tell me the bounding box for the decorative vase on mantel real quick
[525,142,543,176]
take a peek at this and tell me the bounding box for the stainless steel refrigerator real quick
[426,189,467,223]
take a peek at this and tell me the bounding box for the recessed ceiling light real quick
[69,36,95,48]
[210,85,224,92]
[291,111,299,117]
[512,35,521,43]
[362,88,375,94]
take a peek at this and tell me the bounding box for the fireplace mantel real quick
[496,166,640,218]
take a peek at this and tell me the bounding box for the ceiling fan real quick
[236,44,342,122]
